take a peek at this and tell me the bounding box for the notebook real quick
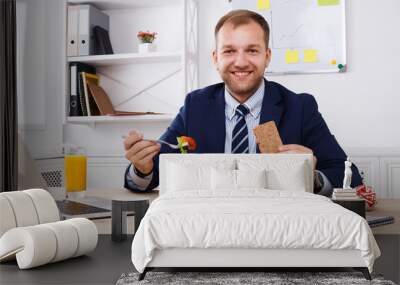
[366,215,395,227]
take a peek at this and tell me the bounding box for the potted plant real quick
[137,31,157,53]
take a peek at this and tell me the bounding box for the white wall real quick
[17,0,64,158]
[62,0,400,157]
[17,0,400,196]
[198,0,400,149]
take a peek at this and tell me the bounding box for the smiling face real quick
[213,20,271,103]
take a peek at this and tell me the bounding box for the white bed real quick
[131,154,380,280]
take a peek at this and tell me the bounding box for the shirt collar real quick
[225,79,265,121]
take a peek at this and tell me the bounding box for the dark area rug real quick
[116,271,396,285]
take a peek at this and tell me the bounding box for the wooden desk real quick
[366,199,400,284]
[370,199,400,235]
[85,187,159,202]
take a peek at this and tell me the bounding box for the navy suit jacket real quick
[124,79,362,192]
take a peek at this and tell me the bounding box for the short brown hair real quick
[215,10,270,48]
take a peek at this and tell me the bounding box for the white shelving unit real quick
[62,0,198,126]
[66,113,176,126]
[67,52,182,66]
[67,0,181,10]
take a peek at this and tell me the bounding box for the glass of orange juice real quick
[64,145,87,199]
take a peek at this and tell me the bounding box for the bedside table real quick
[332,198,366,218]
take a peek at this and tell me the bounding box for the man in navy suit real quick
[123,10,362,194]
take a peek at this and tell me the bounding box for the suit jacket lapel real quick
[257,79,284,153]
[260,79,284,127]
[206,86,226,153]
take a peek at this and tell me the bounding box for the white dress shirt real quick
[224,80,264,153]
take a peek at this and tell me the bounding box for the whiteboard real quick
[230,0,347,74]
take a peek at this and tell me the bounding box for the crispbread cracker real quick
[253,121,283,153]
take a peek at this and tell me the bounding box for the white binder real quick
[67,5,79,56]
[78,5,109,56]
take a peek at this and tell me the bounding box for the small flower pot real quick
[138,43,156,53]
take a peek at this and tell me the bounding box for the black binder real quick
[93,25,114,55]
[69,62,96,116]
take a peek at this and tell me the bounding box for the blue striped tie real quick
[231,104,250,153]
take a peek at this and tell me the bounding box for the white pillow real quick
[211,168,236,190]
[236,169,267,189]
[211,168,267,190]
[166,160,235,192]
[238,159,308,192]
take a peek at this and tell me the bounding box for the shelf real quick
[67,0,181,10]
[67,52,182,66]
[66,114,175,124]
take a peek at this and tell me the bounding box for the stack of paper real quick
[332,188,359,200]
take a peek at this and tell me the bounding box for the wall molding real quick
[345,147,400,157]
[380,158,400,199]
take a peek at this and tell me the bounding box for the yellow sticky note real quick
[285,49,299,64]
[331,59,337,65]
[318,0,340,6]
[257,0,270,10]
[304,49,318,63]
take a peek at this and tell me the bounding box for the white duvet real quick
[131,190,380,273]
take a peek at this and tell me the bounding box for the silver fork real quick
[122,135,179,149]
[148,139,180,149]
